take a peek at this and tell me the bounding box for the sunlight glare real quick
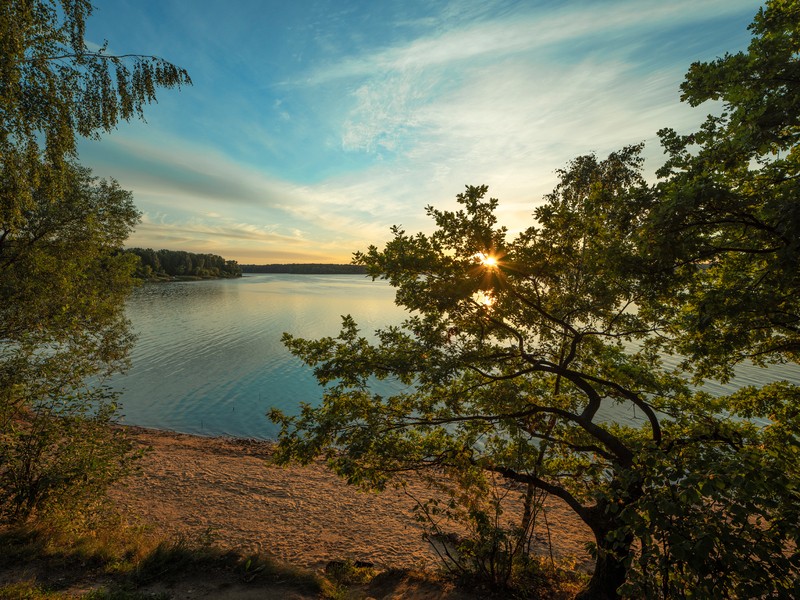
[475,252,498,268]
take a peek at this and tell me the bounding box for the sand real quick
[110,427,593,573]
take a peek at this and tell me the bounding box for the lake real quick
[107,274,408,439]
[109,275,800,439]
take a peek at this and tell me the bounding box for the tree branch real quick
[23,51,168,64]
[482,463,589,519]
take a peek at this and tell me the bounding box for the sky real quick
[78,0,764,264]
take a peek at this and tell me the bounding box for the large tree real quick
[619,4,800,595]
[272,2,799,598]
[273,165,671,598]
[275,182,798,600]
[0,0,189,519]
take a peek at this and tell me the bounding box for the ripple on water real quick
[110,275,405,438]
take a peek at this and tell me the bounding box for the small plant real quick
[320,559,378,600]
[324,559,377,586]
[413,472,557,595]
[132,536,238,584]
[0,580,64,599]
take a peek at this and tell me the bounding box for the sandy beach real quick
[110,427,593,573]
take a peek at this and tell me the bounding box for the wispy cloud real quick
[82,134,405,261]
[301,0,754,86]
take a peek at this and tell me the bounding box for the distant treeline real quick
[241,263,367,275]
[127,248,242,280]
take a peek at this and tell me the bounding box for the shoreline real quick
[111,426,593,573]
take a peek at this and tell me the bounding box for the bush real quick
[619,406,800,599]
[0,388,138,523]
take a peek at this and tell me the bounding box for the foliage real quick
[1,0,190,231]
[0,164,142,521]
[274,181,799,598]
[616,4,800,593]
[621,410,800,598]
[0,165,139,393]
[0,390,139,522]
[127,247,242,280]
[272,159,682,599]
[131,537,238,585]
[641,0,800,378]
[414,473,552,593]
[323,559,377,586]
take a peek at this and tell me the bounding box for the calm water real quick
[109,275,800,439]
[108,274,408,438]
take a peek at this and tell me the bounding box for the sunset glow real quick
[473,290,496,309]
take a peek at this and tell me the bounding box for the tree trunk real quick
[574,506,632,600]
[575,535,630,600]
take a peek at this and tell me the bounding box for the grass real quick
[0,583,170,600]
[0,515,325,599]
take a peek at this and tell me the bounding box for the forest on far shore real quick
[126,248,366,280]
[127,247,242,280]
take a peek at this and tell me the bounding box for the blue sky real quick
[79,0,763,263]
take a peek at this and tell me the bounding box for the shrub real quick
[0,388,138,523]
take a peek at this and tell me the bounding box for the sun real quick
[475,252,498,268]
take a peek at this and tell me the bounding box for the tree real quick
[126,248,242,279]
[0,164,140,519]
[2,0,190,272]
[273,153,672,598]
[272,3,800,597]
[274,180,798,599]
[1,1,189,520]
[618,1,800,595]
[1,0,191,227]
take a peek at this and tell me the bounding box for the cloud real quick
[317,58,696,235]
[297,0,758,232]
[131,212,357,263]
[82,133,407,262]
[316,0,756,196]
[80,0,761,263]
[84,135,292,207]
